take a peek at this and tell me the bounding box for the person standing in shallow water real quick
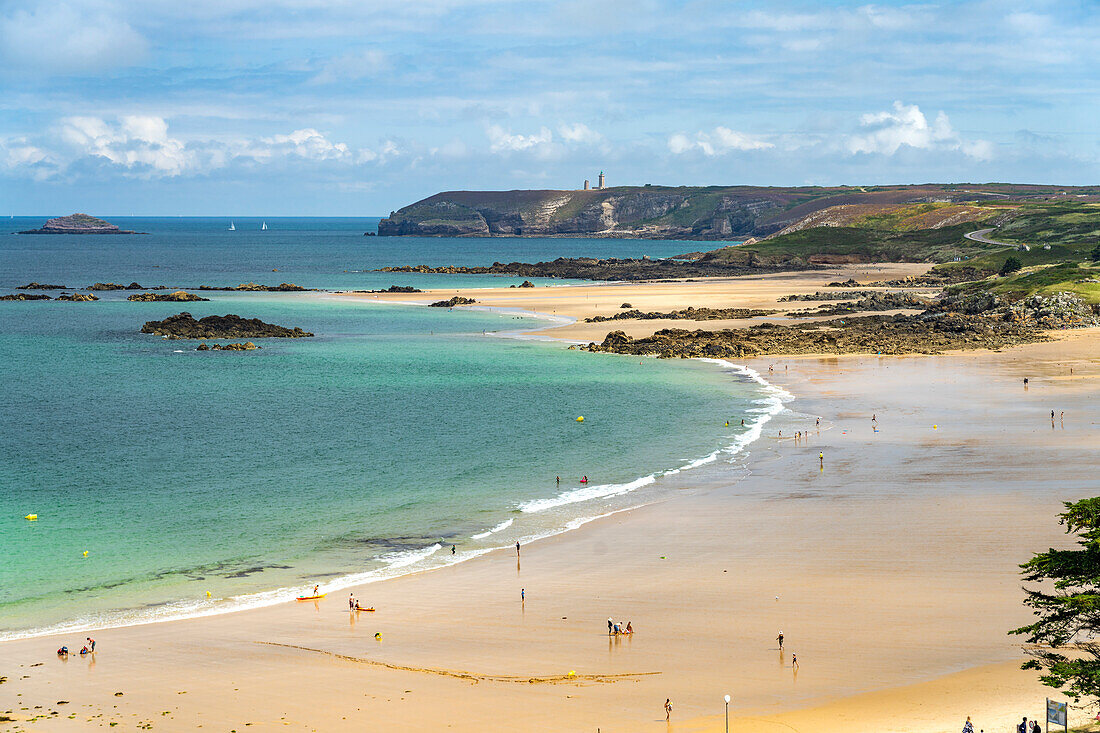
[776,631,784,649]
[515,541,521,557]
[664,698,672,721]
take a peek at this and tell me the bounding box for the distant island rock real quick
[19,213,141,235]
[141,312,314,339]
[57,293,99,301]
[196,341,260,351]
[17,282,68,290]
[128,290,209,302]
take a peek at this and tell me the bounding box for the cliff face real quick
[376,184,1054,240]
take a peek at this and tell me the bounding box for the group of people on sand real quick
[348,593,371,611]
[607,617,633,635]
[57,637,95,657]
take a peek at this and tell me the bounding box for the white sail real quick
[228,222,235,231]
[261,221,267,230]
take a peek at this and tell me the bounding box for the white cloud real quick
[558,123,602,144]
[0,4,147,74]
[668,126,773,155]
[487,125,553,153]
[3,115,388,179]
[845,101,992,160]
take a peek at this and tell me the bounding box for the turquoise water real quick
[0,220,777,639]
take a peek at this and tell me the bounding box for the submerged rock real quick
[194,282,311,292]
[141,312,313,339]
[89,282,150,291]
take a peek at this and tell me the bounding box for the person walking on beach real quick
[791,653,798,669]
[86,637,95,652]
[776,631,784,650]
[962,716,974,733]
[664,698,672,721]
[515,541,521,557]
[312,584,319,596]
[608,617,614,635]
[1016,716,1028,733]
[520,588,525,602]
[451,545,456,555]
[349,593,356,611]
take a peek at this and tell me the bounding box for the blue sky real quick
[0,0,1097,215]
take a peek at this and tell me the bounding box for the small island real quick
[18,213,141,235]
[141,312,314,339]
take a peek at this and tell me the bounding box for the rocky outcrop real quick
[128,290,209,302]
[787,292,932,317]
[356,285,423,293]
[585,306,776,322]
[778,290,876,302]
[428,296,477,307]
[932,291,1100,329]
[18,213,140,235]
[518,280,535,288]
[1,293,52,300]
[57,293,98,301]
[17,282,67,290]
[196,342,260,351]
[141,313,314,339]
[586,312,1043,359]
[194,283,311,292]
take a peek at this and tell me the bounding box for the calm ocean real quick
[0,218,786,639]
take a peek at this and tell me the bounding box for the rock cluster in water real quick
[428,296,477,307]
[127,290,209,302]
[194,283,311,292]
[0,293,52,300]
[57,293,99,301]
[141,312,314,339]
[17,282,68,290]
[196,342,260,351]
[787,292,931,317]
[88,282,163,291]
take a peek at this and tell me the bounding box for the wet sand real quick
[3,295,1098,731]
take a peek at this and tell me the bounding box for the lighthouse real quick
[598,171,605,189]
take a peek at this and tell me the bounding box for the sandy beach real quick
[4,272,1099,732]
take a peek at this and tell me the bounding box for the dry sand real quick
[4,272,1099,732]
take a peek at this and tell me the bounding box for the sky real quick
[0,0,1097,215]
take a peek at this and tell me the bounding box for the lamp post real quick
[724,694,731,733]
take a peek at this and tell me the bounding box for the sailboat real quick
[228,222,236,231]
[261,221,267,230]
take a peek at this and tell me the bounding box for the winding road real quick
[964,228,1012,246]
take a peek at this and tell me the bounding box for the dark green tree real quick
[1013,498,1100,704]
[1000,256,1023,275]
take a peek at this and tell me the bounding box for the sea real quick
[0,217,790,640]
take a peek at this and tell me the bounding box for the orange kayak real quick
[296,594,327,601]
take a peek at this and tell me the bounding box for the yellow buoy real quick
[206,591,212,598]
[83,550,88,557]
[24,514,37,521]
[725,421,730,427]
[933,425,938,430]
[576,416,584,422]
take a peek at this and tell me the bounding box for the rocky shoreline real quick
[429,296,477,307]
[140,313,314,339]
[379,257,788,281]
[128,291,209,302]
